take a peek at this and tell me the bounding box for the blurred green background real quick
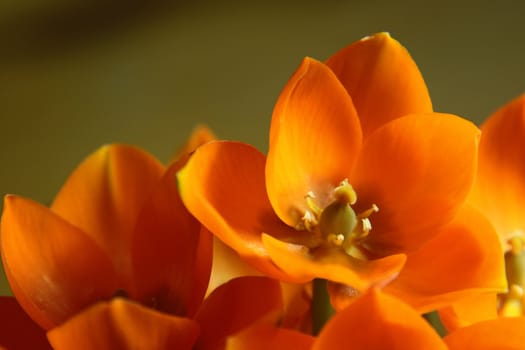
[1,0,524,295]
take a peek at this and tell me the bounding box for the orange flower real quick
[177,33,503,306]
[231,288,443,350]
[46,276,284,350]
[171,124,217,163]
[173,125,265,295]
[469,94,525,247]
[469,94,525,318]
[381,204,505,313]
[440,94,525,327]
[1,127,287,348]
[313,289,447,350]
[227,289,525,350]
[1,143,212,330]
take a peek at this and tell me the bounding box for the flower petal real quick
[262,234,406,291]
[279,283,311,332]
[194,276,283,350]
[444,317,525,350]
[1,195,119,329]
[50,144,165,276]
[439,293,498,332]
[206,237,262,297]
[170,124,216,163]
[384,205,507,313]
[47,299,199,350]
[353,113,480,255]
[469,94,525,243]
[131,163,212,317]
[326,32,432,137]
[177,141,299,281]
[313,289,447,350]
[226,325,314,350]
[0,296,51,349]
[266,57,362,227]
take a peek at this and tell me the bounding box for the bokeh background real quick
[1,0,524,294]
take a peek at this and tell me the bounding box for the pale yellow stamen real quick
[499,232,525,316]
[358,204,379,219]
[300,210,318,231]
[500,285,524,317]
[325,233,345,247]
[505,234,525,290]
[305,191,323,216]
[510,235,525,256]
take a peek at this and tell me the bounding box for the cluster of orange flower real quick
[1,33,525,349]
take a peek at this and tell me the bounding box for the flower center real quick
[299,179,378,257]
[500,234,525,316]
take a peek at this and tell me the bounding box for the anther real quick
[301,210,318,231]
[361,218,372,233]
[326,233,345,247]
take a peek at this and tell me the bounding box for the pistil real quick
[301,179,378,255]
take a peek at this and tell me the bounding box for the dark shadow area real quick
[0,0,351,63]
[0,0,188,62]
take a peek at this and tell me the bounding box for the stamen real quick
[326,233,345,247]
[510,235,525,256]
[361,218,372,233]
[357,204,379,219]
[505,236,525,289]
[500,285,524,317]
[296,192,322,231]
[301,210,318,231]
[500,232,525,316]
[305,191,322,213]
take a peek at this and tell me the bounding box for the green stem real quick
[423,311,447,337]
[312,278,335,335]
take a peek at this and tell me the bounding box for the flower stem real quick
[423,311,447,337]
[312,278,335,335]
